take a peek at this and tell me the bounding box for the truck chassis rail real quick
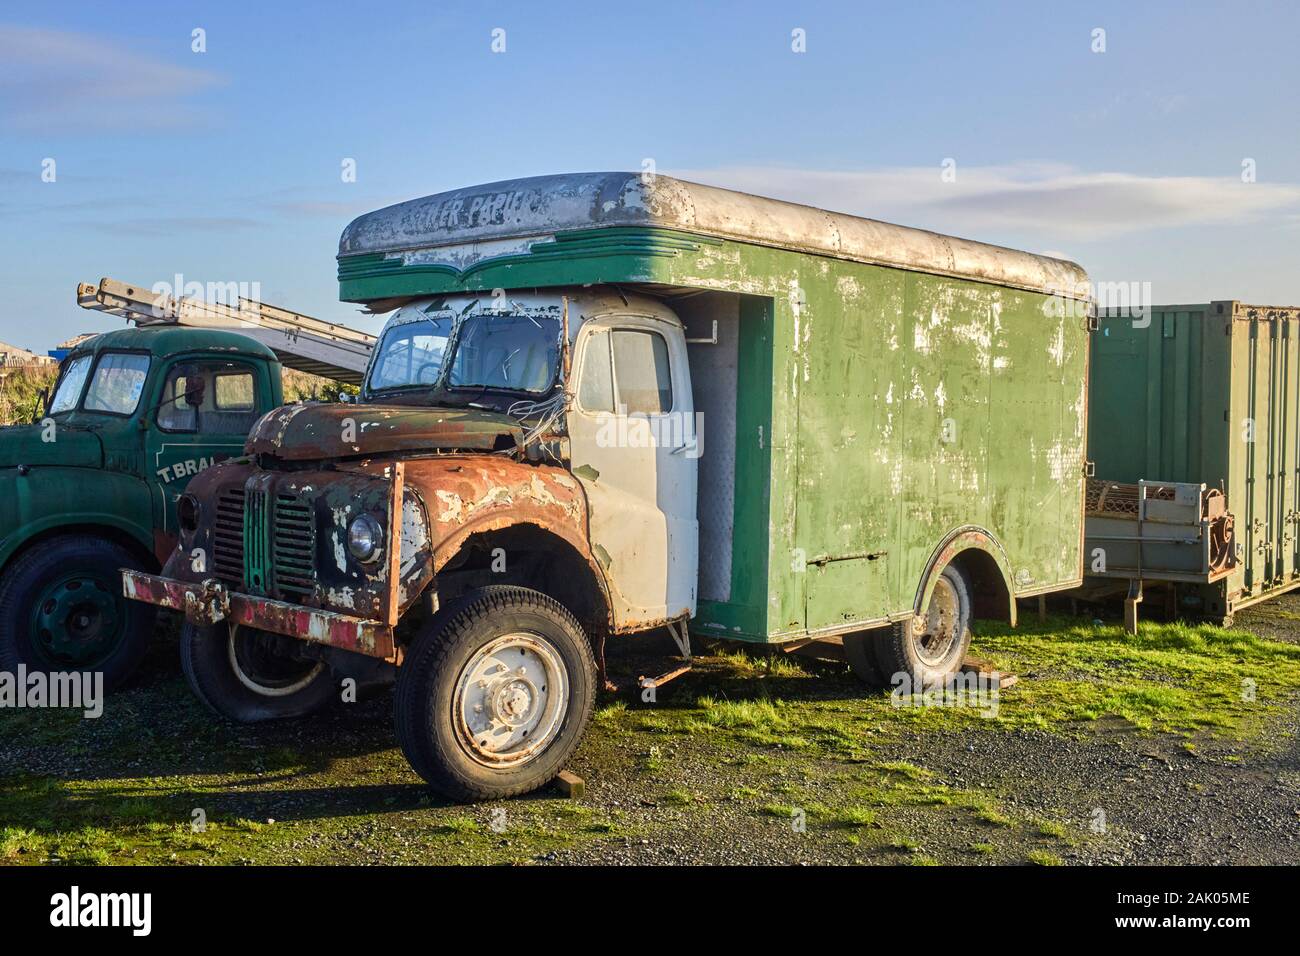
[121,569,396,661]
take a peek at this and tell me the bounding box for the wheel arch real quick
[913,526,1017,627]
[429,518,615,639]
[0,520,160,580]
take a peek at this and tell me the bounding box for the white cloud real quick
[0,24,224,130]
[671,162,1300,242]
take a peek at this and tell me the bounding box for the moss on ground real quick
[0,614,1295,865]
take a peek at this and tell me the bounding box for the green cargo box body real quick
[1090,301,1300,619]
[338,172,1091,642]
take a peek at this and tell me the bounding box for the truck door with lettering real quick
[145,359,264,556]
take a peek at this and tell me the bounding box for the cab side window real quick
[578,327,673,415]
[578,331,614,412]
[157,361,259,434]
[612,329,673,414]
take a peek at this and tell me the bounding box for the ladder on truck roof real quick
[76,276,375,385]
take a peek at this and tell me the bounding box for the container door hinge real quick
[1084,460,1096,477]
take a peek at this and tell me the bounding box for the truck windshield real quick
[47,354,93,414]
[82,353,151,415]
[369,313,561,394]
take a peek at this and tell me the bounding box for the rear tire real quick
[394,585,596,802]
[180,621,336,722]
[843,629,891,688]
[873,564,973,689]
[0,534,156,693]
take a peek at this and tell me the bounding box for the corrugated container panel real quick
[1090,301,1300,619]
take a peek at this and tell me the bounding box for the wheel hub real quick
[455,633,568,768]
[31,574,121,667]
[490,676,538,726]
[912,577,961,667]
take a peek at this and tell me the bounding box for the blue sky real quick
[2,0,1298,351]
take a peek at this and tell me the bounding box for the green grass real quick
[0,612,1292,866]
[1027,850,1064,866]
[660,789,696,806]
[436,817,478,835]
[695,697,788,731]
[0,365,57,426]
[974,807,1013,827]
[966,616,1300,737]
[1036,819,1075,843]
[834,806,877,828]
[874,760,931,780]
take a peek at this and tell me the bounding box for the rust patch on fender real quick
[400,456,592,571]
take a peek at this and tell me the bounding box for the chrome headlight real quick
[347,514,384,563]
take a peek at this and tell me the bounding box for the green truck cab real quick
[0,326,283,689]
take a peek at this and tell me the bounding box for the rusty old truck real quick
[122,172,1091,800]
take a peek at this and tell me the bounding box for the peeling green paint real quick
[338,182,1088,644]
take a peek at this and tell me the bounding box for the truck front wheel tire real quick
[394,585,596,802]
[0,534,156,692]
[180,622,336,722]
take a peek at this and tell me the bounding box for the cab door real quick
[145,358,264,547]
[567,314,698,628]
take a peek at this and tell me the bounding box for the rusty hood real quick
[246,403,523,460]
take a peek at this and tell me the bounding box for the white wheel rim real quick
[912,576,961,667]
[453,632,569,768]
[227,627,325,698]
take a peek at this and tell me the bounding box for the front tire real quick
[394,585,596,802]
[180,622,336,722]
[873,564,973,688]
[0,534,156,692]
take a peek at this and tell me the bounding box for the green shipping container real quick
[1090,300,1300,621]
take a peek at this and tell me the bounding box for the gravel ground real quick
[3,595,1299,866]
[542,598,1300,865]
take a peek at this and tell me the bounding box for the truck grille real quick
[272,493,316,599]
[244,487,270,594]
[212,489,246,588]
[210,483,317,600]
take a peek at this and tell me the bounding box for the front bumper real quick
[121,569,396,661]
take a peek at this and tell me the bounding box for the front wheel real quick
[0,535,156,692]
[180,622,336,722]
[394,585,596,802]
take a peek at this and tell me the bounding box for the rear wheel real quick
[843,630,891,687]
[180,621,335,722]
[394,585,596,802]
[0,535,156,692]
[873,564,973,689]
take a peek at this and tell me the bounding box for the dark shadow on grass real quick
[1,771,581,834]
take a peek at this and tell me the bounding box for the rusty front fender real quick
[404,456,615,624]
